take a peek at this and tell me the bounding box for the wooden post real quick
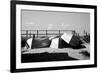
[30,32,31,38]
[46,30,47,37]
[37,30,38,38]
[78,33,79,37]
[59,30,60,37]
[26,30,28,39]
[72,31,75,36]
[86,32,87,37]
[33,34,35,39]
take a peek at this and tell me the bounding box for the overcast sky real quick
[21,10,90,35]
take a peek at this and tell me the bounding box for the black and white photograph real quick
[21,10,90,62]
[11,1,97,72]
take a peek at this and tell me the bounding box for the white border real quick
[16,4,94,69]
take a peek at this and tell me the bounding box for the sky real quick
[21,10,90,35]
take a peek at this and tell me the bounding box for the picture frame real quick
[11,0,97,72]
